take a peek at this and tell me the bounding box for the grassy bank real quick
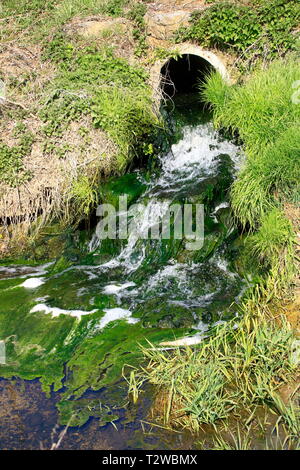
[203,57,299,292]
[129,56,300,449]
[0,0,157,256]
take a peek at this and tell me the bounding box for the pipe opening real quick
[160,54,215,98]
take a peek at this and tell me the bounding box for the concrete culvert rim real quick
[150,44,231,103]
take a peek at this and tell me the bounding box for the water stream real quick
[0,96,246,449]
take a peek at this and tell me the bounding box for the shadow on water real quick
[0,377,197,450]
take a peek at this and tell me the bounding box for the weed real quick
[0,133,34,188]
[176,0,300,70]
[131,313,298,436]
[127,1,148,57]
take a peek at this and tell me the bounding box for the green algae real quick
[57,399,119,427]
[0,272,190,417]
[61,323,188,400]
[0,93,245,428]
[100,172,147,208]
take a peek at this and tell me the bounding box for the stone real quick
[145,10,191,42]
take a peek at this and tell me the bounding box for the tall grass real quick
[92,86,160,168]
[201,57,299,290]
[203,58,300,153]
[244,208,296,284]
[130,313,299,437]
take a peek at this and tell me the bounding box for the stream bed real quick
[0,96,247,449]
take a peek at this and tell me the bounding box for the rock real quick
[145,10,190,43]
[145,1,208,46]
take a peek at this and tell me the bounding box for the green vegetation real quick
[127,1,148,57]
[0,133,33,188]
[69,175,100,216]
[176,0,300,69]
[130,312,300,447]
[0,1,155,250]
[92,87,157,163]
[129,43,300,449]
[0,0,299,451]
[0,270,189,425]
[0,0,130,41]
[41,35,157,166]
[245,209,294,270]
[201,57,299,287]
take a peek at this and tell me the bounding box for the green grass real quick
[130,312,299,439]
[0,0,154,250]
[202,59,300,157]
[41,35,159,166]
[134,55,300,446]
[201,57,299,289]
[92,87,158,166]
[0,0,131,41]
[202,57,300,223]
[245,209,295,270]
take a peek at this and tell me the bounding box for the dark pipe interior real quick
[160,54,214,97]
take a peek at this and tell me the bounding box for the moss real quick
[202,58,299,290]
[61,323,189,400]
[100,172,147,208]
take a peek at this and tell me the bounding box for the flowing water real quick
[0,96,246,449]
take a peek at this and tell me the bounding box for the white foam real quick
[103,282,136,295]
[30,303,97,319]
[159,332,208,348]
[152,124,242,194]
[21,277,45,289]
[99,308,139,329]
